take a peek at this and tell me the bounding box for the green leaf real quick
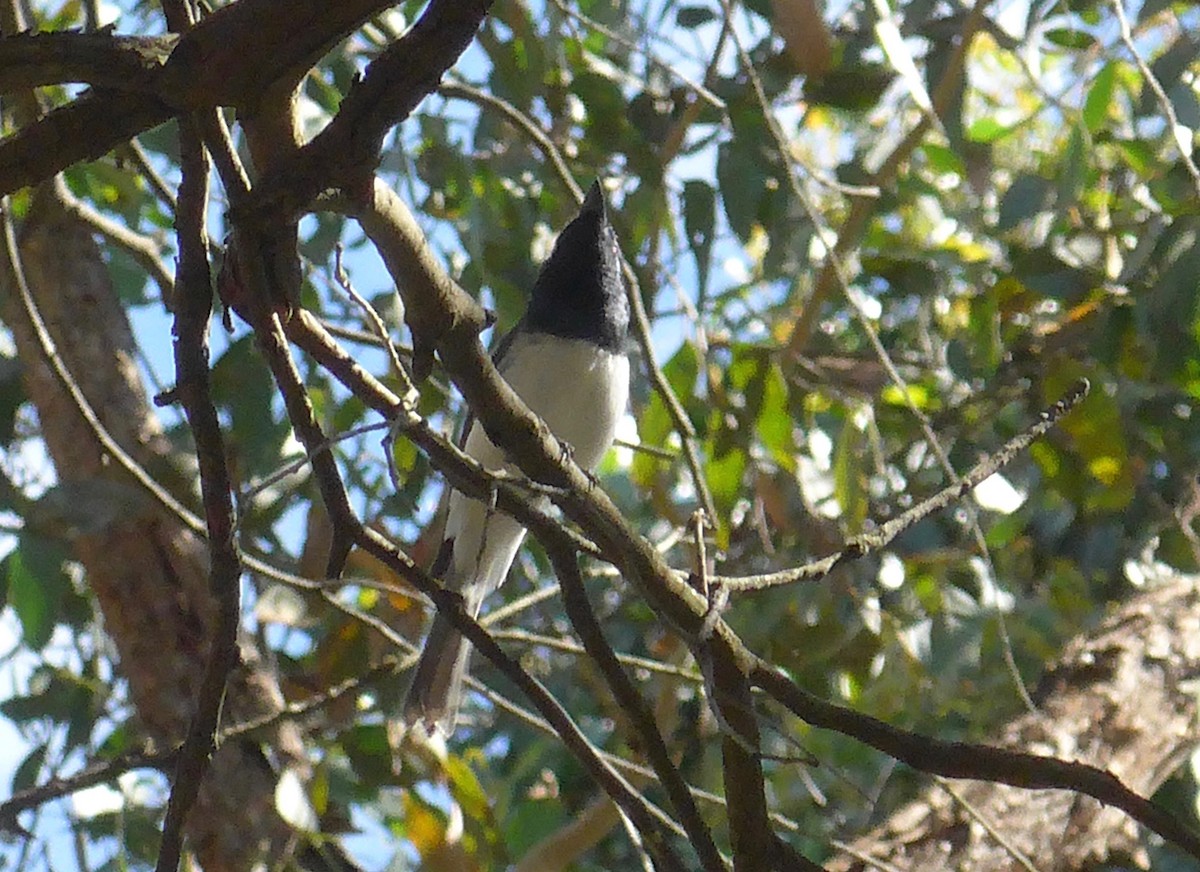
[921,142,966,176]
[574,71,636,155]
[1083,63,1116,133]
[106,243,153,306]
[628,91,675,149]
[504,795,569,858]
[340,724,395,790]
[1044,28,1096,50]
[1056,123,1088,211]
[445,753,491,822]
[717,139,767,243]
[676,5,716,28]
[632,392,674,489]
[662,341,701,414]
[832,416,868,532]
[1115,138,1157,178]
[966,283,1002,376]
[210,336,290,476]
[757,363,795,472]
[683,180,716,299]
[634,343,703,486]
[705,445,746,549]
[11,743,47,793]
[803,65,894,111]
[997,174,1053,231]
[965,117,1017,144]
[5,534,70,648]
[706,446,747,513]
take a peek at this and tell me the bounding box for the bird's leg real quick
[555,437,575,465]
[555,437,601,488]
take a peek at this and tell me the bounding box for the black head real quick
[524,181,629,352]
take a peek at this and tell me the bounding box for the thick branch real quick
[243,0,495,227]
[751,652,1200,862]
[549,542,726,871]
[0,90,173,195]
[0,30,175,91]
[0,0,398,194]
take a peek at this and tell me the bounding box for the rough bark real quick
[3,181,315,870]
[829,575,1200,871]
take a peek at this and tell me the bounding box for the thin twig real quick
[123,139,178,212]
[1111,0,1200,198]
[252,305,357,577]
[240,420,391,505]
[547,0,727,111]
[934,777,1041,872]
[491,628,704,682]
[332,242,417,402]
[715,379,1090,591]
[439,79,582,201]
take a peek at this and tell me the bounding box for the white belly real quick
[443,333,629,599]
[463,333,629,473]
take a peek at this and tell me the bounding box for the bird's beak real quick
[581,180,606,216]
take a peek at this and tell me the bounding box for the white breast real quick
[464,334,630,472]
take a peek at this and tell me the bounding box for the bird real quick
[402,181,631,735]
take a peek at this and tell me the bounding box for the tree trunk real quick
[5,180,319,870]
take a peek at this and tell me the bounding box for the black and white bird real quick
[402,181,631,734]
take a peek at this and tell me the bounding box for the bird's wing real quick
[455,322,524,450]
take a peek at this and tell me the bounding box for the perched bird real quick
[403,181,631,734]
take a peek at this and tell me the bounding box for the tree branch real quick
[715,378,1090,591]
[0,30,175,92]
[154,110,241,872]
[241,0,495,229]
[0,0,400,195]
[751,658,1200,861]
[548,541,726,871]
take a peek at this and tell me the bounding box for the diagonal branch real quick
[547,541,727,871]
[0,90,173,196]
[243,0,495,228]
[751,659,1200,861]
[714,378,1091,591]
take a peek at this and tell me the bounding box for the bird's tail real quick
[402,612,472,735]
